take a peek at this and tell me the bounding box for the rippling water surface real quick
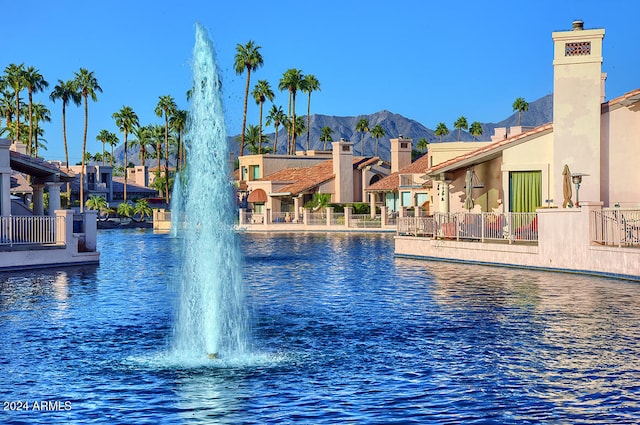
[1,229,639,424]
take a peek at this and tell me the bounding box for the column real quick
[369,192,376,218]
[32,184,45,216]
[344,207,352,228]
[294,197,301,222]
[46,182,63,216]
[380,206,387,227]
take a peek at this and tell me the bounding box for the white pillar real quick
[32,184,45,216]
[369,192,376,218]
[46,182,63,216]
[294,197,301,222]
[0,139,11,217]
[380,206,388,226]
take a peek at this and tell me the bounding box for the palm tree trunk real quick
[274,123,279,154]
[258,102,263,154]
[80,97,88,213]
[62,103,71,204]
[165,117,170,205]
[124,134,128,202]
[240,69,251,156]
[28,91,33,155]
[306,94,311,151]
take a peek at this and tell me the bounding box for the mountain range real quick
[115,93,553,166]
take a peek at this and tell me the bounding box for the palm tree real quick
[133,199,153,222]
[470,121,483,141]
[50,79,81,170]
[4,63,26,146]
[301,74,320,151]
[112,106,139,203]
[155,95,177,204]
[244,124,270,154]
[278,68,304,154]
[131,124,152,165]
[435,122,449,143]
[513,97,529,126]
[251,80,274,153]
[234,40,264,156]
[96,129,113,165]
[23,66,49,156]
[30,102,50,157]
[454,116,468,141]
[320,126,333,151]
[417,137,429,152]
[107,132,119,167]
[117,202,134,219]
[356,118,369,156]
[85,194,108,219]
[370,124,385,157]
[170,109,187,170]
[265,104,285,154]
[73,68,102,212]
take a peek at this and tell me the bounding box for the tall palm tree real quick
[435,122,449,143]
[107,132,119,167]
[244,124,271,154]
[4,63,26,146]
[320,126,333,151]
[74,68,102,212]
[278,68,304,154]
[454,116,468,141]
[0,88,15,135]
[370,124,385,157]
[513,97,529,126]
[417,137,429,152]
[113,106,139,203]
[155,95,177,204]
[301,74,320,151]
[50,79,81,169]
[24,66,48,156]
[170,109,187,171]
[251,80,274,153]
[265,104,285,154]
[470,121,483,141]
[234,40,264,156]
[356,117,369,156]
[96,129,113,165]
[131,124,152,165]
[30,102,50,157]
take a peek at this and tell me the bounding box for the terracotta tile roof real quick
[603,87,640,109]
[425,123,554,175]
[262,157,377,196]
[366,154,430,192]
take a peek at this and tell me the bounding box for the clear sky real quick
[4,0,639,164]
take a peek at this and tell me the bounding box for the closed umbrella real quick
[562,164,573,208]
[464,168,474,211]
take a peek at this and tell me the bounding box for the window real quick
[509,171,542,213]
[241,166,248,181]
[342,145,351,152]
[251,165,260,180]
[401,191,411,207]
[401,142,408,149]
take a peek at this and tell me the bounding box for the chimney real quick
[332,139,354,203]
[390,136,412,173]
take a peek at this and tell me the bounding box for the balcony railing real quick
[0,215,61,246]
[592,208,640,247]
[398,212,539,243]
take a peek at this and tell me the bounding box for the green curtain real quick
[510,171,541,212]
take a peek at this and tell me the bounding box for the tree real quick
[266,104,285,154]
[244,124,271,154]
[117,202,134,219]
[356,118,369,156]
[73,68,102,213]
[435,122,449,143]
[417,137,429,152]
[4,63,27,146]
[170,109,187,171]
[30,102,50,157]
[133,199,153,222]
[96,129,113,166]
[279,68,304,154]
[370,124,385,157]
[304,192,331,215]
[85,194,108,219]
[251,80,274,153]
[155,95,177,204]
[320,126,333,151]
[23,66,48,156]
[131,124,152,165]
[470,121,483,141]
[454,116,468,141]
[234,40,264,156]
[301,74,320,151]
[107,133,119,167]
[50,79,81,169]
[513,97,529,126]
[112,106,139,203]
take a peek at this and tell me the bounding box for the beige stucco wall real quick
[601,104,640,207]
[429,142,492,168]
[239,153,331,181]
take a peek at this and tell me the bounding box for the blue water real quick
[1,230,640,424]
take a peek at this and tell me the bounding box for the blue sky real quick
[4,0,639,164]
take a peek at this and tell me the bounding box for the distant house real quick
[240,140,391,221]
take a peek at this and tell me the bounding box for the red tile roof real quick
[366,154,430,192]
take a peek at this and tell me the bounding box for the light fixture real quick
[571,173,589,207]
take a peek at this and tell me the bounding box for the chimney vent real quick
[572,20,584,31]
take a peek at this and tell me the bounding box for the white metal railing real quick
[592,208,640,247]
[398,212,539,243]
[0,215,61,245]
[307,212,327,225]
[330,213,344,226]
[349,214,382,228]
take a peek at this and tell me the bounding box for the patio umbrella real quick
[464,168,474,211]
[562,164,573,208]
